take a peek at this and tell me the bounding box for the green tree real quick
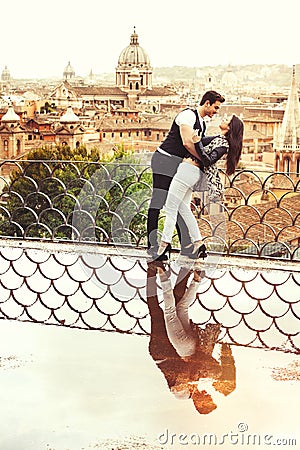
[0,144,152,245]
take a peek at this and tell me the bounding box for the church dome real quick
[117,28,150,68]
[1,65,11,82]
[63,61,75,79]
[221,66,238,86]
[60,106,79,123]
[116,28,153,91]
[2,105,20,122]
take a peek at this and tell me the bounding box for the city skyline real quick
[2,0,300,79]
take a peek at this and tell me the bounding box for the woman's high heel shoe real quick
[189,243,207,260]
[197,243,208,259]
[156,243,172,261]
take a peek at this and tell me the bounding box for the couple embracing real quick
[146,90,244,261]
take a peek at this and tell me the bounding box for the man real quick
[147,90,225,259]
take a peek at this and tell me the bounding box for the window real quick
[16,140,21,155]
[4,140,8,155]
[136,131,139,136]
[283,157,290,174]
[297,158,300,176]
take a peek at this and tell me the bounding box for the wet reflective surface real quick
[0,317,299,448]
[0,244,299,449]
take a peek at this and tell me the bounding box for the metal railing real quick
[0,239,299,354]
[0,159,299,261]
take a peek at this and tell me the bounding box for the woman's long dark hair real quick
[225,115,244,175]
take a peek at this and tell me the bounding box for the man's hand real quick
[180,125,200,158]
[191,129,202,143]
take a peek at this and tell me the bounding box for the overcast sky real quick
[2,0,300,79]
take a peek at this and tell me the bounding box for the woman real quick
[157,115,244,260]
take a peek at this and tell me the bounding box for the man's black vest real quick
[159,108,203,158]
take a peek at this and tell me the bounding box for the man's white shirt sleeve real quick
[175,109,196,127]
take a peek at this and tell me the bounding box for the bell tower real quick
[273,65,300,177]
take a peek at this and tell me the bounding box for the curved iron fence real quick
[0,159,299,260]
[0,241,299,354]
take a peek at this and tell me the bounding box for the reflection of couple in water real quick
[146,262,236,414]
